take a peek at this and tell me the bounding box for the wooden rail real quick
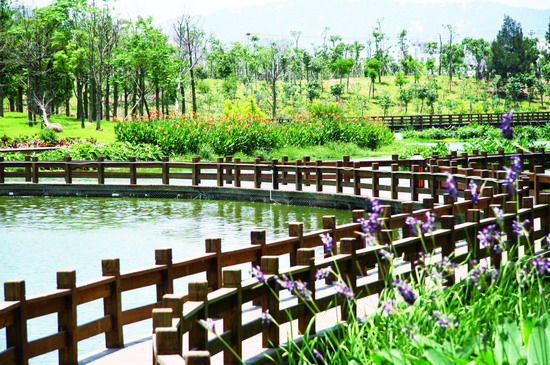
[0,150,549,364]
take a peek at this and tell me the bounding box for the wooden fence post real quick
[254,157,262,189]
[271,159,279,190]
[216,157,224,187]
[353,162,361,196]
[155,327,181,356]
[337,238,357,321]
[410,166,418,201]
[97,156,105,184]
[188,281,209,351]
[129,156,137,185]
[4,280,27,365]
[534,165,543,203]
[315,160,323,192]
[205,238,222,291]
[152,308,173,331]
[391,164,399,200]
[336,161,343,193]
[101,259,124,348]
[251,230,266,307]
[161,156,170,185]
[296,248,316,334]
[295,159,303,191]
[156,248,174,301]
[162,294,184,319]
[289,222,304,266]
[24,155,31,182]
[64,155,72,184]
[184,351,211,364]
[57,270,77,365]
[466,209,481,269]
[440,216,456,285]
[281,156,288,185]
[222,269,242,364]
[31,157,38,183]
[192,156,200,186]
[261,256,279,348]
[372,163,379,198]
[233,158,241,188]
[0,156,4,184]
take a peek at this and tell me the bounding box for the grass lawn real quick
[0,112,117,143]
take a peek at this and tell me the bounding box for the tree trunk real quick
[113,81,118,119]
[189,68,197,114]
[104,76,110,121]
[89,79,96,122]
[155,82,160,113]
[0,85,4,118]
[271,79,277,118]
[138,70,144,116]
[9,96,15,112]
[123,86,128,119]
[26,77,33,125]
[83,83,88,121]
[96,81,102,130]
[130,86,137,117]
[65,97,70,117]
[180,84,186,114]
[16,85,24,113]
[76,79,84,127]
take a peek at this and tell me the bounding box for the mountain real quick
[192,0,549,45]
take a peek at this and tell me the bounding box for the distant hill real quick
[190,0,549,45]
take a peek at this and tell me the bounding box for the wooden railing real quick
[151,193,550,364]
[0,151,549,364]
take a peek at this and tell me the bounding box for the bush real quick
[307,100,344,118]
[38,128,58,143]
[452,124,498,140]
[38,142,165,161]
[115,114,394,157]
[402,127,452,140]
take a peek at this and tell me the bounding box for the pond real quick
[0,196,351,364]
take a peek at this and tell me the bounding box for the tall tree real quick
[463,38,490,80]
[489,16,539,79]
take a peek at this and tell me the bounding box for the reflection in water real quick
[0,196,349,363]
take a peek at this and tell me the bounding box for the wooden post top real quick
[155,248,173,265]
[188,281,208,301]
[222,269,242,288]
[4,280,25,301]
[57,270,76,289]
[102,258,120,276]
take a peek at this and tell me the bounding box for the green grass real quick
[0,112,117,143]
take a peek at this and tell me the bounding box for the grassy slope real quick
[0,112,117,143]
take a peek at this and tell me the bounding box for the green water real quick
[0,196,350,363]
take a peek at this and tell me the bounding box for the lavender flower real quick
[276,274,295,291]
[469,180,479,204]
[312,348,324,361]
[530,257,549,277]
[370,198,382,214]
[393,279,416,305]
[512,155,522,173]
[432,310,458,329]
[315,267,331,280]
[380,299,397,317]
[513,219,530,237]
[320,233,334,253]
[478,224,500,249]
[251,265,267,283]
[492,206,504,221]
[199,318,216,333]
[406,212,436,235]
[333,281,355,300]
[261,310,271,325]
[444,173,458,201]
[503,167,517,196]
[500,110,514,139]
[467,262,499,289]
[294,280,312,300]
[378,245,395,260]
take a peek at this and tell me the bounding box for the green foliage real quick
[222,97,267,118]
[114,114,394,156]
[308,100,343,117]
[38,128,58,143]
[402,127,452,140]
[330,83,345,98]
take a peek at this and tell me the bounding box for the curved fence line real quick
[0,150,549,364]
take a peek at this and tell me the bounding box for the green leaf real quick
[527,315,550,365]
[424,348,456,365]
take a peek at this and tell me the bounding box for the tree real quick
[331,58,354,89]
[395,71,407,89]
[258,43,288,117]
[174,15,206,115]
[0,0,15,118]
[463,38,490,80]
[489,16,539,79]
[398,87,414,113]
[379,93,394,116]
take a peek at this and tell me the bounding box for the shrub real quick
[38,128,58,143]
[452,124,498,140]
[402,128,452,140]
[38,142,164,161]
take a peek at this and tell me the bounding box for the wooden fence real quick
[271,111,550,130]
[0,151,549,364]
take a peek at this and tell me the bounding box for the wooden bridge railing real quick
[0,151,549,364]
[152,193,550,364]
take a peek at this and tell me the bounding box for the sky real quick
[19,0,550,23]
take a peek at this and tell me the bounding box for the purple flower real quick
[321,233,334,253]
[513,219,530,237]
[503,167,517,196]
[530,257,549,276]
[512,155,522,173]
[333,281,355,300]
[478,224,500,249]
[312,348,324,361]
[370,199,382,214]
[444,173,458,201]
[406,212,436,235]
[199,318,216,333]
[251,265,267,283]
[393,279,416,305]
[545,234,550,249]
[432,310,458,329]
[261,310,271,325]
[500,110,514,139]
[315,267,331,280]
[380,299,396,317]
[276,274,295,291]
[467,262,499,289]
[469,180,479,204]
[294,280,312,300]
[492,206,504,221]
[378,245,395,260]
